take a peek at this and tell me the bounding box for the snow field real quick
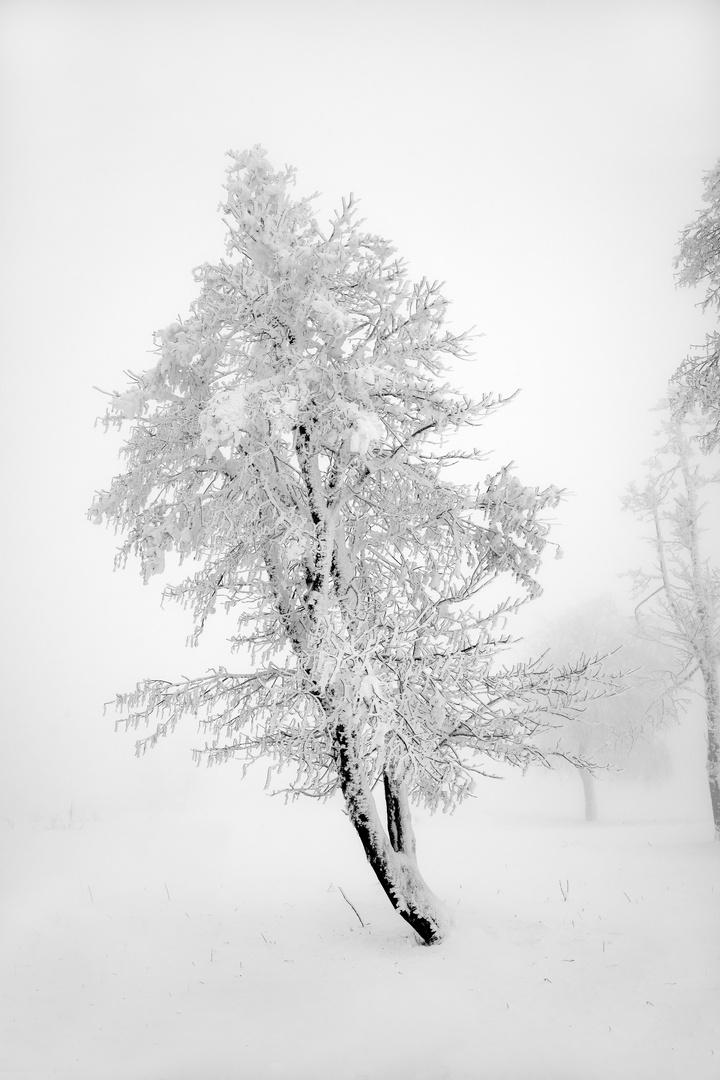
[1,764,718,1080]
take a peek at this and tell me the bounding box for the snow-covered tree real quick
[530,596,674,822]
[91,147,605,943]
[672,159,720,452]
[623,409,720,839]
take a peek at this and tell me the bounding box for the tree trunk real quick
[578,766,598,822]
[676,438,720,840]
[699,659,720,840]
[383,772,417,855]
[333,721,446,944]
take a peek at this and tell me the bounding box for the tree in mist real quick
[623,409,720,839]
[531,596,674,822]
[672,159,720,452]
[90,147,607,943]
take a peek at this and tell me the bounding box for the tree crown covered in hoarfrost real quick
[91,146,594,811]
[673,159,720,452]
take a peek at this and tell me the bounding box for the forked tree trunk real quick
[578,766,598,823]
[332,721,446,944]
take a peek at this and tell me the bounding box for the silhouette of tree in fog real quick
[624,409,720,839]
[529,596,673,822]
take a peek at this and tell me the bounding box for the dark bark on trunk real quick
[292,414,447,930]
[332,721,444,944]
[699,659,720,840]
[579,767,598,823]
[383,772,416,855]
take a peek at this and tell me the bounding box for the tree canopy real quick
[672,159,720,452]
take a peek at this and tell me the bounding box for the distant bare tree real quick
[624,410,720,839]
[529,596,674,822]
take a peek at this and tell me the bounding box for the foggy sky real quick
[1,0,719,821]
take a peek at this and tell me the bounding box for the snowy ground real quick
[2,731,719,1080]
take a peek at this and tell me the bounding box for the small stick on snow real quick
[338,886,365,927]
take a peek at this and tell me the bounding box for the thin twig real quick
[338,886,365,927]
